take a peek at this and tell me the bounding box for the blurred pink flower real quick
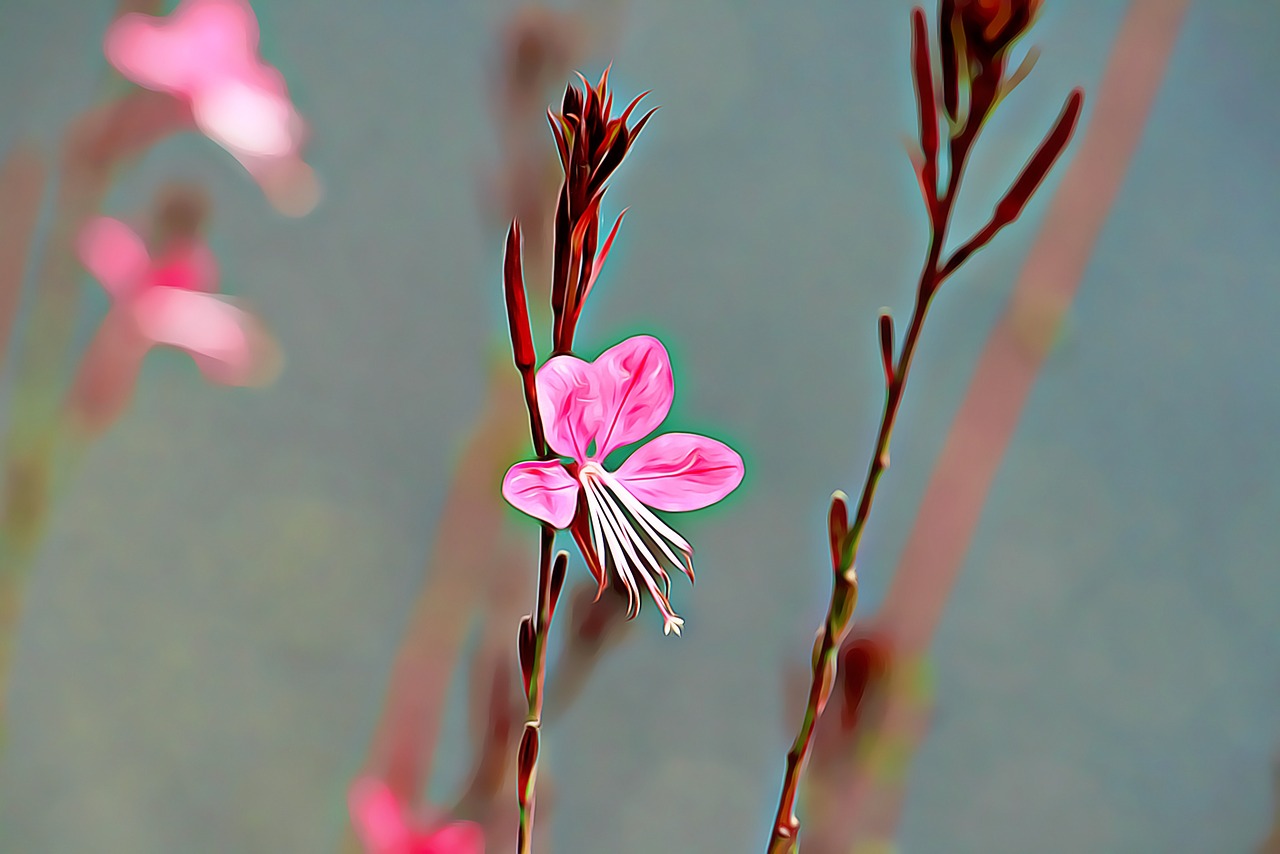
[71,216,279,432]
[502,335,744,635]
[103,0,315,211]
[349,777,485,854]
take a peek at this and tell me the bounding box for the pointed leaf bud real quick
[548,550,569,619]
[910,8,938,168]
[992,88,1083,228]
[828,490,850,574]
[518,615,536,696]
[878,311,895,386]
[503,220,536,372]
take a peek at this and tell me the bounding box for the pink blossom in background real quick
[103,0,317,214]
[73,216,280,422]
[502,335,744,635]
[349,777,485,854]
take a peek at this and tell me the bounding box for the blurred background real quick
[0,1,1276,851]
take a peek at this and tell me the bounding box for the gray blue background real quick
[0,1,1276,851]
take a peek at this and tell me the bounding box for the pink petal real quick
[418,821,485,854]
[130,288,281,386]
[348,777,411,854]
[105,0,263,97]
[535,353,611,461]
[501,460,580,528]
[193,69,302,159]
[594,335,674,458]
[147,239,220,292]
[64,308,152,437]
[613,433,744,511]
[77,217,150,299]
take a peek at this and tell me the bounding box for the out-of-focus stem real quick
[0,91,188,737]
[0,144,45,380]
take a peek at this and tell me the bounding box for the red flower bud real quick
[951,0,1042,62]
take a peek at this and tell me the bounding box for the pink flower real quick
[502,335,744,635]
[103,0,315,212]
[75,216,279,393]
[348,777,485,854]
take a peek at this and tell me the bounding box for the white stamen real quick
[600,471,696,580]
[583,473,610,590]
[592,478,680,626]
[582,475,641,618]
[580,465,685,634]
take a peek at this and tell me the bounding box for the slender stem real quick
[766,131,975,853]
[510,300,557,850]
[517,525,555,854]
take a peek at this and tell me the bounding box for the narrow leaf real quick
[581,208,627,303]
[993,88,1084,227]
[878,310,895,385]
[910,8,938,167]
[503,220,536,371]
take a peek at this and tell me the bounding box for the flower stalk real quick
[502,69,654,852]
[767,5,1082,850]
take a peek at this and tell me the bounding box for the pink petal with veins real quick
[614,432,745,511]
[536,352,611,461]
[535,335,674,462]
[502,460,580,528]
[77,217,150,299]
[594,334,674,458]
[131,288,281,386]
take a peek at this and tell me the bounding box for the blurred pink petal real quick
[105,0,263,93]
[614,432,745,512]
[503,334,743,635]
[76,216,279,388]
[65,309,151,436]
[349,776,485,854]
[132,288,280,386]
[193,70,298,157]
[103,0,309,205]
[77,216,150,299]
[148,239,219,292]
[502,459,580,528]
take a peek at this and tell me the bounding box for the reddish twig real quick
[768,5,1084,850]
[810,2,1189,851]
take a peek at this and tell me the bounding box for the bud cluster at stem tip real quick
[546,67,655,353]
[939,0,1043,127]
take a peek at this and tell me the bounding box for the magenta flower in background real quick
[502,335,744,635]
[72,216,280,433]
[348,777,485,854]
[103,0,316,213]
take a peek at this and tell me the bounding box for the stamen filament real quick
[582,476,641,618]
[601,471,695,581]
